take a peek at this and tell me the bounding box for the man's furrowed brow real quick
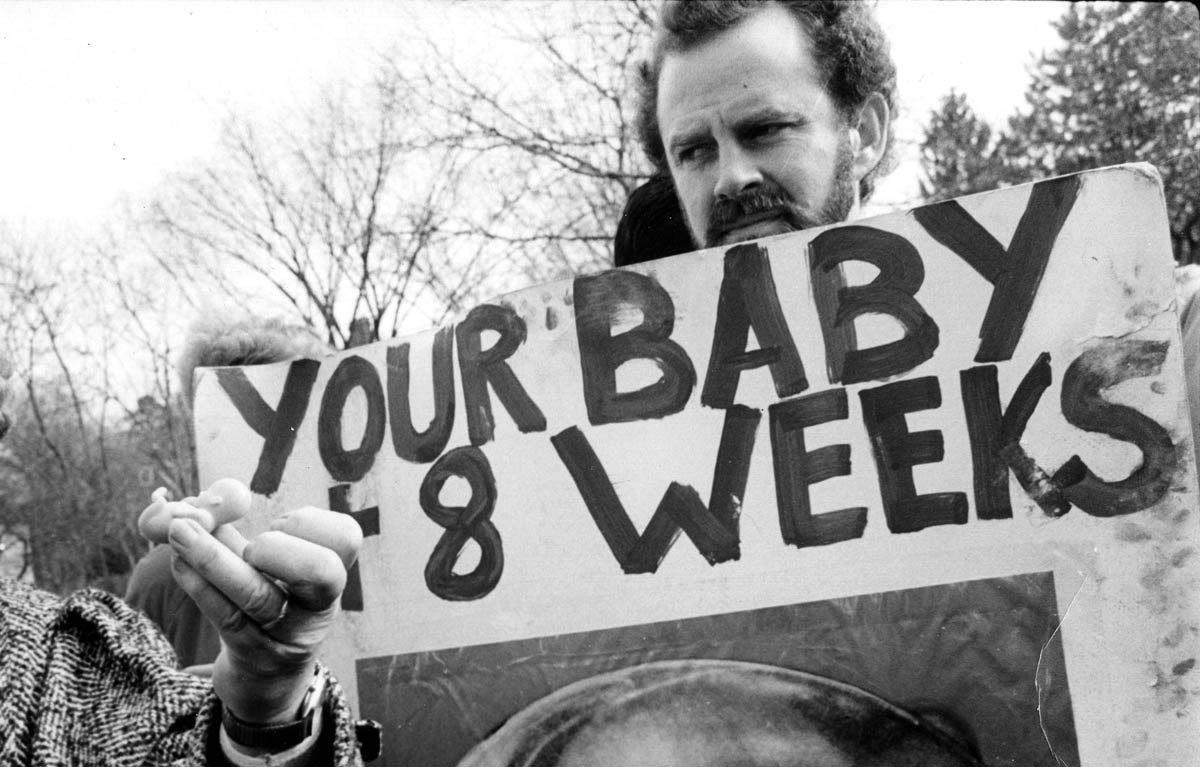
[731,103,805,129]
[665,121,711,154]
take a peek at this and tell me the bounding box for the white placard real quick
[196,165,1198,767]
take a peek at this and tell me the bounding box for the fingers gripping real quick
[243,531,347,612]
[269,506,363,570]
[169,518,287,628]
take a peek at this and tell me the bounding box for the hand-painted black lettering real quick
[962,354,1074,517]
[327,484,380,611]
[808,226,939,385]
[658,483,740,565]
[912,174,1081,363]
[456,305,546,446]
[550,407,758,573]
[769,388,867,546]
[859,377,968,533]
[574,270,696,425]
[702,244,807,408]
[960,366,1008,519]
[707,405,761,536]
[387,326,455,463]
[419,445,503,600]
[216,360,319,496]
[1060,339,1177,517]
[962,355,1072,519]
[317,355,386,483]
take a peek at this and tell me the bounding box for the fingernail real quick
[168,517,200,548]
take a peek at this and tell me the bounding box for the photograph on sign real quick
[361,572,1075,767]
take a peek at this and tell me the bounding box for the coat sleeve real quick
[0,581,361,766]
[170,663,364,767]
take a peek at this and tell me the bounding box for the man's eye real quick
[676,142,713,164]
[748,122,791,140]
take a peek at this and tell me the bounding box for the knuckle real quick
[252,530,289,549]
[216,608,251,636]
[299,549,346,608]
[169,556,200,592]
[260,641,315,673]
[286,506,327,530]
[341,516,364,552]
[319,546,346,579]
[326,514,363,564]
[241,539,258,565]
[188,537,223,574]
[240,581,282,622]
[325,519,362,565]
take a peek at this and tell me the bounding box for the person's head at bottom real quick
[457,660,984,767]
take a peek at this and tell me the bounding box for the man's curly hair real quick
[636,0,898,202]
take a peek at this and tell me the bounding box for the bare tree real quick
[141,78,491,346]
[1,4,668,592]
[396,0,658,284]
[132,2,658,351]
[0,226,194,593]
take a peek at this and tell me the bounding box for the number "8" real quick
[420,446,504,601]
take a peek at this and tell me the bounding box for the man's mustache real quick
[706,187,819,245]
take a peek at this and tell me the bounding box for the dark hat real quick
[614,174,696,268]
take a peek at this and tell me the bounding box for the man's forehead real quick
[655,4,830,137]
[663,95,819,145]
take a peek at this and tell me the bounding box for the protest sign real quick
[195,164,1198,766]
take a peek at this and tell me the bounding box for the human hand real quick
[167,506,362,724]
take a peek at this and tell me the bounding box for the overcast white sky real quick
[0,1,1065,234]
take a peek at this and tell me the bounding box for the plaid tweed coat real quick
[0,578,361,766]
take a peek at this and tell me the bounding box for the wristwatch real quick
[221,668,329,752]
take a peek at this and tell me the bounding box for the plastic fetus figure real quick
[138,477,253,544]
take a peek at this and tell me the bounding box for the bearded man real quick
[617,0,895,266]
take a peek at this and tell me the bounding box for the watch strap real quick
[222,707,315,751]
[221,668,327,752]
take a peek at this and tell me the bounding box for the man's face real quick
[656,3,859,248]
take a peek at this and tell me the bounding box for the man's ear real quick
[848,92,889,181]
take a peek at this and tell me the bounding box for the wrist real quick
[216,654,317,725]
[220,708,325,767]
[221,665,328,757]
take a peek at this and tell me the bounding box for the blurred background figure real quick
[0,351,29,581]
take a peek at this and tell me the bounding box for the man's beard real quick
[703,138,857,247]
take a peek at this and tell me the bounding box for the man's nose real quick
[714,144,763,200]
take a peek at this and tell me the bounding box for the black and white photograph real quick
[1,3,1197,766]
